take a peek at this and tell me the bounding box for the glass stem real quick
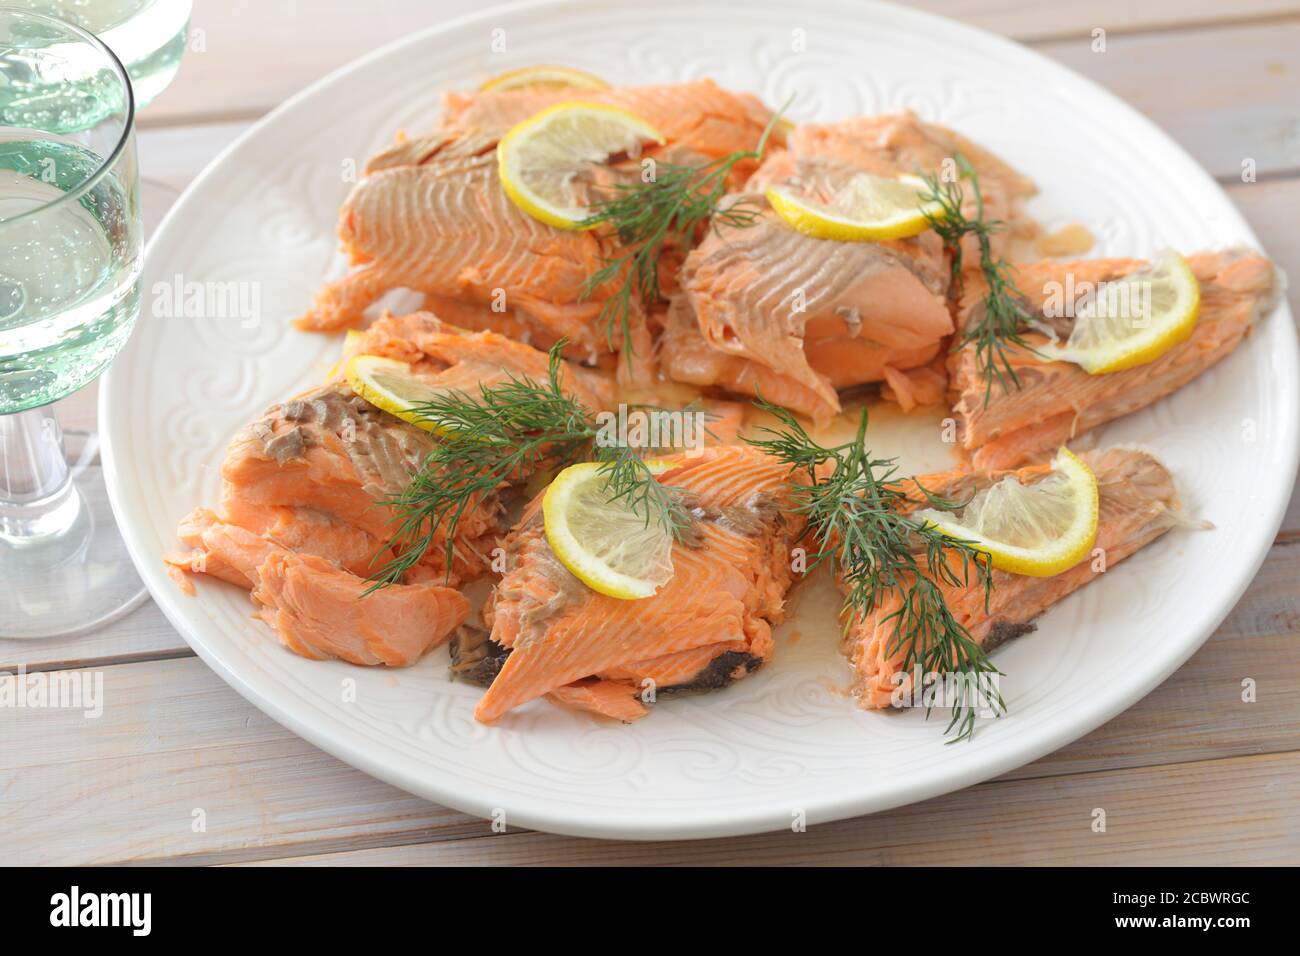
[0,406,81,543]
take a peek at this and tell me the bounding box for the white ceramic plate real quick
[101,0,1298,839]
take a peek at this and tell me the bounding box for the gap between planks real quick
[1011,7,1300,44]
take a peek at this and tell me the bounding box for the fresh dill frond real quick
[917,154,1037,408]
[745,400,1004,741]
[368,342,692,591]
[597,442,694,542]
[579,98,790,359]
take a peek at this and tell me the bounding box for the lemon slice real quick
[323,329,366,382]
[344,354,451,434]
[543,460,676,599]
[1037,251,1201,374]
[915,448,1099,578]
[766,173,944,241]
[479,64,608,93]
[497,101,665,229]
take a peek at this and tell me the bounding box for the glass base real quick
[0,463,148,639]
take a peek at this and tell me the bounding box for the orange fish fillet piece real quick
[748,112,1036,267]
[167,509,468,666]
[475,445,807,722]
[211,382,497,584]
[547,679,649,723]
[170,314,611,665]
[842,447,1182,708]
[296,81,783,356]
[441,78,781,172]
[663,113,1033,424]
[295,129,615,354]
[950,248,1280,470]
[253,551,468,667]
[342,310,614,413]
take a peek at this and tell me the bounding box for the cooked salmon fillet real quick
[660,296,837,422]
[448,625,763,722]
[166,384,492,663]
[296,129,613,353]
[473,445,808,723]
[296,81,783,360]
[667,218,951,424]
[173,505,385,585]
[748,112,1036,265]
[441,78,779,172]
[842,447,1182,708]
[253,551,468,666]
[663,113,1034,424]
[211,382,500,584]
[546,679,651,722]
[950,249,1281,470]
[698,398,747,445]
[170,508,468,666]
[169,314,613,665]
[343,310,614,412]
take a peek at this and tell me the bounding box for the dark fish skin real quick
[448,625,510,686]
[251,385,435,497]
[659,650,765,695]
[840,446,1183,709]
[982,620,1038,653]
[448,628,764,697]
[475,446,811,723]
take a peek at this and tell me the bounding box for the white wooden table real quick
[3,0,1299,865]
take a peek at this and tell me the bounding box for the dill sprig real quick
[745,401,1004,741]
[579,99,790,358]
[918,154,1037,407]
[368,342,692,591]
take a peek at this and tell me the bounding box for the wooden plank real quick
[1039,20,1300,180]
[916,0,1300,43]
[141,0,486,126]
[140,1,1300,127]
[137,121,249,233]
[1225,178,1300,538]
[241,751,1300,865]
[0,658,474,865]
[1228,176,1300,330]
[3,541,1297,864]
[0,598,191,673]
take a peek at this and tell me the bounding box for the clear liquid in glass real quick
[3,1,192,116]
[0,134,140,413]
